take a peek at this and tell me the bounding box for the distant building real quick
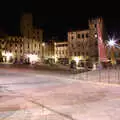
[41,40,55,63]
[68,17,108,67]
[0,13,44,63]
[20,13,33,38]
[54,41,69,64]
[68,30,89,60]
[20,13,43,41]
[1,36,42,63]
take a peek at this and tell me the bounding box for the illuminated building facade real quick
[54,41,69,63]
[68,30,89,61]
[68,17,108,67]
[41,40,55,63]
[0,36,42,63]
[0,13,43,63]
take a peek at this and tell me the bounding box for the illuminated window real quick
[95,34,97,38]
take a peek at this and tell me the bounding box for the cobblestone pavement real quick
[0,66,120,119]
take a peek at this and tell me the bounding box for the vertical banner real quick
[97,20,108,62]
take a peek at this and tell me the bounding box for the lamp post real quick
[42,43,45,62]
[107,39,116,65]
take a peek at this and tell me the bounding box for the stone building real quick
[68,30,89,60]
[68,17,108,67]
[0,36,42,63]
[0,13,44,63]
[54,41,69,64]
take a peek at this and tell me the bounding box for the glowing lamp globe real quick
[108,39,115,47]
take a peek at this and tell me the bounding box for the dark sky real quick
[0,1,120,40]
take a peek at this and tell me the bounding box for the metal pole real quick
[118,66,120,84]
[99,66,101,82]
[108,66,110,83]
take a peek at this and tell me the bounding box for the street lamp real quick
[107,39,116,65]
[73,57,79,65]
[42,43,45,47]
[42,42,45,62]
[107,39,116,47]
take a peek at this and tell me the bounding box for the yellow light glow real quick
[2,52,13,62]
[54,55,58,62]
[42,43,45,47]
[26,54,39,63]
[73,57,79,65]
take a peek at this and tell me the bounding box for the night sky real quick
[0,1,120,41]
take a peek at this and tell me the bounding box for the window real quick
[28,43,29,48]
[33,36,35,39]
[71,36,74,40]
[82,34,84,39]
[77,34,80,38]
[86,52,88,56]
[74,52,76,56]
[95,41,98,46]
[66,51,68,55]
[78,52,80,56]
[20,50,22,53]
[78,44,80,47]
[10,44,12,47]
[15,44,17,47]
[86,33,88,38]
[95,24,97,28]
[20,44,22,47]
